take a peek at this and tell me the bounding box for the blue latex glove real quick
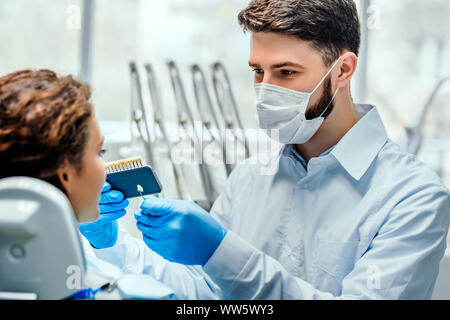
[135,197,227,266]
[79,182,129,249]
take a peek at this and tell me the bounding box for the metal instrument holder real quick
[144,63,190,201]
[406,76,450,156]
[211,62,250,168]
[167,60,215,210]
[129,62,156,167]
[191,64,229,196]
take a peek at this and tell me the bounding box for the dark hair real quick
[0,70,93,194]
[238,0,361,66]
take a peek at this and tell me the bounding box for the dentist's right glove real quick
[79,182,129,249]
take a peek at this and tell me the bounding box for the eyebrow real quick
[248,61,306,70]
[272,62,306,70]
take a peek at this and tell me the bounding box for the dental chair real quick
[0,177,176,300]
[0,176,85,300]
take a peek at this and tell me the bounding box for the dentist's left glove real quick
[79,182,129,249]
[135,197,227,266]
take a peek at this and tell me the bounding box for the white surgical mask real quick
[254,58,341,144]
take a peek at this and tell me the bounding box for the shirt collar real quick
[279,104,388,181]
[331,104,388,181]
[288,144,334,171]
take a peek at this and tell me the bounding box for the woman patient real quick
[0,69,128,235]
[0,69,222,299]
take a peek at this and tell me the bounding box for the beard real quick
[305,77,334,121]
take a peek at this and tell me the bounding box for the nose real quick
[260,74,276,85]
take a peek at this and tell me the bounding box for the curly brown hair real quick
[0,70,93,194]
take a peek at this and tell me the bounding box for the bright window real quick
[0,0,81,76]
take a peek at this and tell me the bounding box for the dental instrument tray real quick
[105,157,162,199]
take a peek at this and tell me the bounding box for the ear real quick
[57,162,73,196]
[336,51,358,89]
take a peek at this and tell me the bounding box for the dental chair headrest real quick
[0,177,85,300]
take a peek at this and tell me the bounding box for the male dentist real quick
[81,0,450,299]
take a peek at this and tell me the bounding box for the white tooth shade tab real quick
[105,157,144,174]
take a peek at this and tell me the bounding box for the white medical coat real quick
[92,104,450,299]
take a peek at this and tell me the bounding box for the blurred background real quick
[1,0,449,298]
[1,0,449,183]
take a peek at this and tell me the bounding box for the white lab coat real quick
[91,105,450,299]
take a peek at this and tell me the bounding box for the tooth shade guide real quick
[105,157,144,173]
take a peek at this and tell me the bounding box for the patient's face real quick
[66,116,106,222]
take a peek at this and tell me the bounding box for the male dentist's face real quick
[249,32,336,120]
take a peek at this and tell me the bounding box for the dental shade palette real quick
[105,157,162,199]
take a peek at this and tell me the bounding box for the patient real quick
[0,69,110,223]
[0,69,229,300]
[0,69,215,300]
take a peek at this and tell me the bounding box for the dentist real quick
[83,0,450,299]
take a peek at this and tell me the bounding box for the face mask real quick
[254,58,341,145]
